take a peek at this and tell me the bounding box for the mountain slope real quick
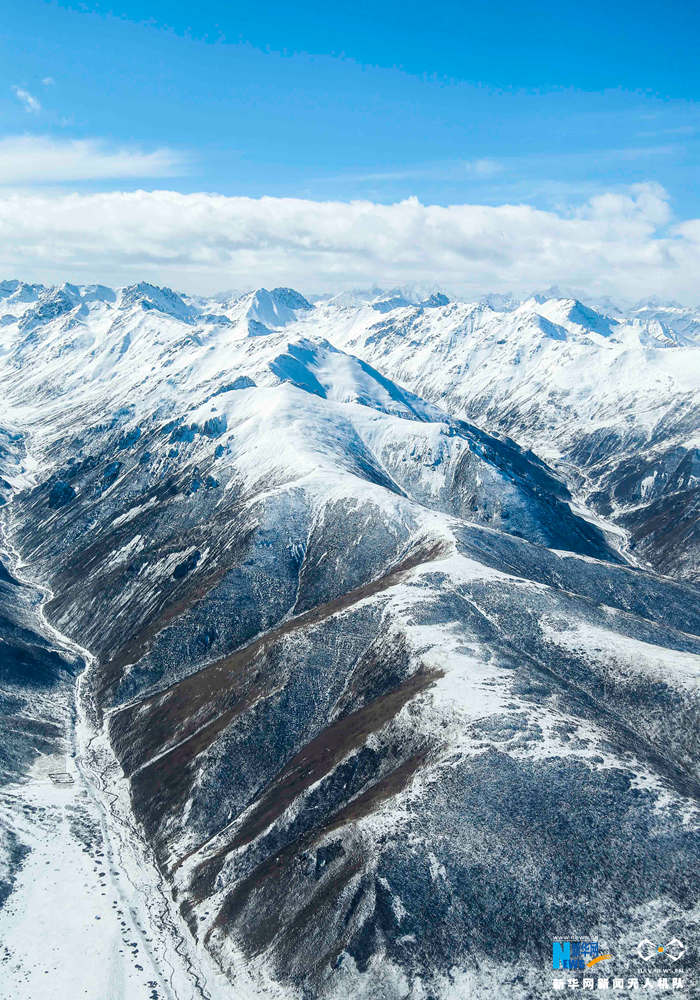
[311,293,700,582]
[0,282,698,999]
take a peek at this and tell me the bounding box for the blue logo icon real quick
[553,940,611,970]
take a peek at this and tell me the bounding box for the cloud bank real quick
[0,136,185,185]
[1,182,698,301]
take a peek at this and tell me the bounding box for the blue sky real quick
[4,0,700,209]
[1,1,699,298]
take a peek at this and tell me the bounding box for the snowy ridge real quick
[303,291,700,580]
[0,280,698,999]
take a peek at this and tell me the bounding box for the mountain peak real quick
[243,286,314,331]
[119,282,196,323]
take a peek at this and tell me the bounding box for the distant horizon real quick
[3,273,699,312]
[2,3,700,305]
[1,186,698,303]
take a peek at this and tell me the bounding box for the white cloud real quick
[12,86,41,114]
[469,158,503,178]
[0,183,697,302]
[41,77,55,86]
[322,158,504,184]
[0,135,186,184]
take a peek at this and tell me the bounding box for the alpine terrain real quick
[0,279,698,1000]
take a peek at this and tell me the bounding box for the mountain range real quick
[0,279,698,999]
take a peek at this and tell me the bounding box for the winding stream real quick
[0,510,228,1000]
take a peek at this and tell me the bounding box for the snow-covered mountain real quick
[0,282,698,999]
[309,293,700,582]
